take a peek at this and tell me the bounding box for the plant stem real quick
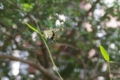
[108,62,112,80]
[37,24,63,80]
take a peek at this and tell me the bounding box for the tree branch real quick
[0,55,33,65]
[0,55,58,80]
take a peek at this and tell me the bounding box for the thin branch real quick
[0,55,47,75]
[0,55,33,64]
[0,54,59,79]
[55,43,79,51]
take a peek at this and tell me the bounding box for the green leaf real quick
[21,3,33,12]
[99,45,110,62]
[25,23,40,34]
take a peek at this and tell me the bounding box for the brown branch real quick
[0,55,45,71]
[55,43,79,51]
[54,43,81,60]
[0,54,58,80]
[0,55,33,64]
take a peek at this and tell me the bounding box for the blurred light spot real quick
[91,57,98,62]
[13,44,17,49]
[1,77,9,80]
[15,35,21,42]
[2,62,6,66]
[56,20,61,26]
[94,9,101,21]
[0,3,4,9]
[74,68,80,72]
[12,50,20,57]
[29,74,34,78]
[104,0,114,7]
[16,75,21,80]
[0,41,3,46]
[20,63,29,75]
[32,32,37,41]
[97,25,101,29]
[94,4,104,21]
[1,27,6,33]
[12,67,19,76]
[101,63,107,72]
[88,49,96,59]
[22,18,29,23]
[109,74,113,78]
[55,14,66,26]
[109,43,115,49]
[84,22,92,32]
[80,70,85,79]
[53,66,58,71]
[11,50,20,76]
[84,3,91,11]
[97,30,106,38]
[19,51,29,59]
[97,76,104,80]
[58,14,66,22]
[106,16,120,28]
[13,24,17,29]
[49,15,53,19]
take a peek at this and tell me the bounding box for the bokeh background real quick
[0,0,120,80]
